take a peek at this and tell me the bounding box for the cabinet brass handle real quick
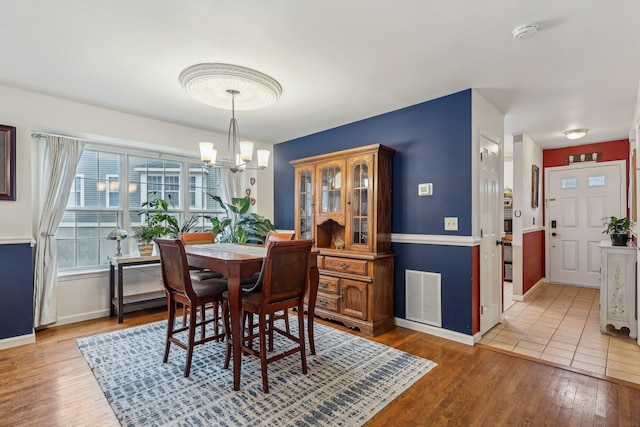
[319,281,329,288]
[340,262,349,269]
[318,299,328,306]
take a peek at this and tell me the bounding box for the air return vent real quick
[405,270,442,327]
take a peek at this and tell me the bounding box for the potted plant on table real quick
[602,216,633,246]
[131,224,167,256]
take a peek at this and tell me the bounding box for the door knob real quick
[552,232,558,237]
[496,240,503,246]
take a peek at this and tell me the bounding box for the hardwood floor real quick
[1,308,639,426]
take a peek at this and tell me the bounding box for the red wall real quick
[522,230,545,294]
[543,139,629,168]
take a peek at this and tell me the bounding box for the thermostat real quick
[418,183,433,196]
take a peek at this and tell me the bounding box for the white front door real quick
[479,133,502,334]
[546,161,625,286]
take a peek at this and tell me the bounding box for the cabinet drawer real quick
[316,255,325,269]
[318,275,339,294]
[324,257,368,275]
[315,293,339,312]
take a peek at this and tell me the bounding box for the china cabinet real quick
[291,144,395,336]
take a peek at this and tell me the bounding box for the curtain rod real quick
[31,131,202,162]
[31,132,96,144]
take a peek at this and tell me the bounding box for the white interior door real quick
[480,133,502,334]
[546,161,625,286]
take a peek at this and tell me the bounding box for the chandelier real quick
[179,63,282,173]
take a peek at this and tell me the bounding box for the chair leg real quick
[268,313,275,352]
[259,311,270,393]
[297,303,307,375]
[283,308,290,334]
[199,304,206,341]
[163,296,176,363]
[213,301,220,339]
[184,307,198,377]
[223,300,232,370]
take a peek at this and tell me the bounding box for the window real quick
[561,178,578,189]
[57,149,224,270]
[68,174,85,207]
[588,175,606,187]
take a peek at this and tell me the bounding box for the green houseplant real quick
[602,216,632,246]
[141,193,200,237]
[206,195,275,244]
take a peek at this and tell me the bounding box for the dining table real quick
[184,242,319,391]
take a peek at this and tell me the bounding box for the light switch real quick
[444,217,458,231]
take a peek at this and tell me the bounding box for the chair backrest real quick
[179,232,215,245]
[265,231,295,242]
[260,239,314,304]
[156,238,196,299]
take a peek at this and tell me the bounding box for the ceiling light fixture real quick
[512,22,539,40]
[179,63,282,173]
[564,129,589,140]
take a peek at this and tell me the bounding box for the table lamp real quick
[107,228,129,256]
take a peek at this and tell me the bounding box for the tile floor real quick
[481,282,640,385]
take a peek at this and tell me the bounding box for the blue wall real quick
[0,243,34,339]
[274,89,474,335]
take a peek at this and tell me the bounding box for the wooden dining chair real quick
[179,232,223,280]
[156,238,228,377]
[223,239,314,393]
[264,231,295,340]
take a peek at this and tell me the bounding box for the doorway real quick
[545,161,625,286]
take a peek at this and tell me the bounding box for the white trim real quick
[522,226,545,234]
[511,278,545,301]
[58,268,108,280]
[391,233,479,246]
[39,309,111,328]
[394,317,474,346]
[0,237,36,246]
[0,332,36,350]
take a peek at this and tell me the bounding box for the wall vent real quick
[405,270,441,327]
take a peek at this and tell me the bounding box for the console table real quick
[599,241,637,340]
[108,254,164,323]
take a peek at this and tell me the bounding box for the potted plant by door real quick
[602,216,632,246]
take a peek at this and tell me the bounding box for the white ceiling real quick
[1,1,639,151]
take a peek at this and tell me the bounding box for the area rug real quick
[77,318,436,427]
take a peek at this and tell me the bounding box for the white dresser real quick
[599,241,637,340]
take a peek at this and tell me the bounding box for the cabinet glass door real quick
[298,169,313,239]
[320,165,342,213]
[351,162,369,245]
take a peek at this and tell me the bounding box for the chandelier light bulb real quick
[239,141,254,161]
[257,150,270,169]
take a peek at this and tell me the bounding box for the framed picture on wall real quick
[0,124,16,201]
[531,165,539,208]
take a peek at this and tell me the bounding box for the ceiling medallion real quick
[179,63,282,110]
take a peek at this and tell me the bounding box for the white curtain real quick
[221,168,241,201]
[33,136,85,327]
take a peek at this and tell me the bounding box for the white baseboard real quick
[0,331,36,350]
[41,309,111,329]
[512,278,545,302]
[394,317,475,346]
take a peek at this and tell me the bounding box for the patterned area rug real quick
[77,318,436,427]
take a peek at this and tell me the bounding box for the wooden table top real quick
[184,243,267,261]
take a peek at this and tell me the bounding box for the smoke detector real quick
[512,22,539,40]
